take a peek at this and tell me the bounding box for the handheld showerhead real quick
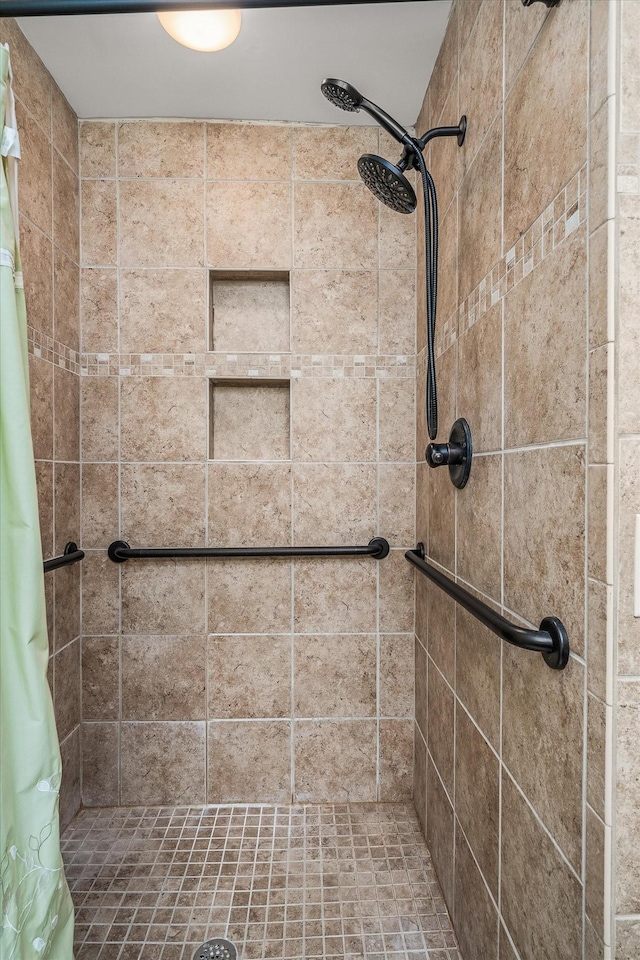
[357,154,417,215]
[320,79,363,113]
[321,78,414,148]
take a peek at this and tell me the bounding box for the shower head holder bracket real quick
[425,417,473,489]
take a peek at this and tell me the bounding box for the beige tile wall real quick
[1,19,82,828]
[614,3,640,958]
[78,118,417,806]
[412,2,611,959]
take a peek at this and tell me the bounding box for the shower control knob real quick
[425,418,473,490]
[425,444,450,466]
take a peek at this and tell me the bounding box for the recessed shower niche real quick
[209,270,291,353]
[209,379,291,461]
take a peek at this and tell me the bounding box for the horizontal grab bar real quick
[405,544,570,670]
[108,538,390,563]
[43,541,85,573]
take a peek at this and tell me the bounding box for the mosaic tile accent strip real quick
[63,803,461,960]
[28,324,81,375]
[79,354,415,380]
[417,163,588,371]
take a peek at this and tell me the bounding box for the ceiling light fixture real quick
[157,9,242,51]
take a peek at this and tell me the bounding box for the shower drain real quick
[192,938,238,960]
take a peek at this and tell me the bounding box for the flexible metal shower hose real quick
[412,144,439,442]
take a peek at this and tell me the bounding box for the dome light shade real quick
[157,9,242,51]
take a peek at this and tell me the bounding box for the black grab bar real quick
[43,541,85,573]
[405,543,570,670]
[1,0,425,18]
[108,538,390,563]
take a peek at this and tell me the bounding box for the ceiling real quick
[17,1,450,124]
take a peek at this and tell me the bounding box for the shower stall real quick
[1,1,638,959]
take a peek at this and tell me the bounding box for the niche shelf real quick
[209,379,291,461]
[209,270,291,353]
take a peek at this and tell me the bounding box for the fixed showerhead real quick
[321,79,363,113]
[358,154,417,215]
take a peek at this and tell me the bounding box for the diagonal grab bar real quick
[405,543,569,670]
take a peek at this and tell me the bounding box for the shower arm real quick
[397,118,467,171]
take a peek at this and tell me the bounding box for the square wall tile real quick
[378,269,416,355]
[120,463,206,548]
[207,720,291,803]
[453,827,500,960]
[207,122,292,181]
[378,549,414,633]
[121,636,206,720]
[121,377,207,462]
[81,180,116,267]
[504,226,587,447]
[503,644,585,871]
[121,562,206,635]
[82,722,119,806]
[292,378,376,462]
[81,550,120,636]
[17,105,52,236]
[378,378,415,463]
[207,558,292,634]
[207,635,291,719]
[294,634,376,718]
[80,121,116,178]
[206,181,292,269]
[503,0,588,250]
[291,269,377,354]
[121,721,206,805]
[210,381,290,461]
[81,377,118,463]
[379,719,413,801]
[294,720,376,802]
[81,637,119,720]
[81,268,118,353]
[455,706,500,897]
[378,464,415,546]
[59,728,81,829]
[456,606,501,751]
[293,182,377,269]
[380,634,414,718]
[504,445,586,656]
[501,772,582,960]
[208,462,291,547]
[118,120,204,178]
[426,756,455,912]
[293,557,376,633]
[29,356,53,462]
[120,180,204,267]
[293,463,376,546]
[21,218,53,338]
[211,271,290,352]
[53,150,80,263]
[119,268,207,353]
[82,462,118,547]
[293,125,378,180]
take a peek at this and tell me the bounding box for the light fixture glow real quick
[157,9,242,51]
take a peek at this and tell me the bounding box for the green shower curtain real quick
[0,44,74,960]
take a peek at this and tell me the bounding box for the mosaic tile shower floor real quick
[63,803,461,960]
